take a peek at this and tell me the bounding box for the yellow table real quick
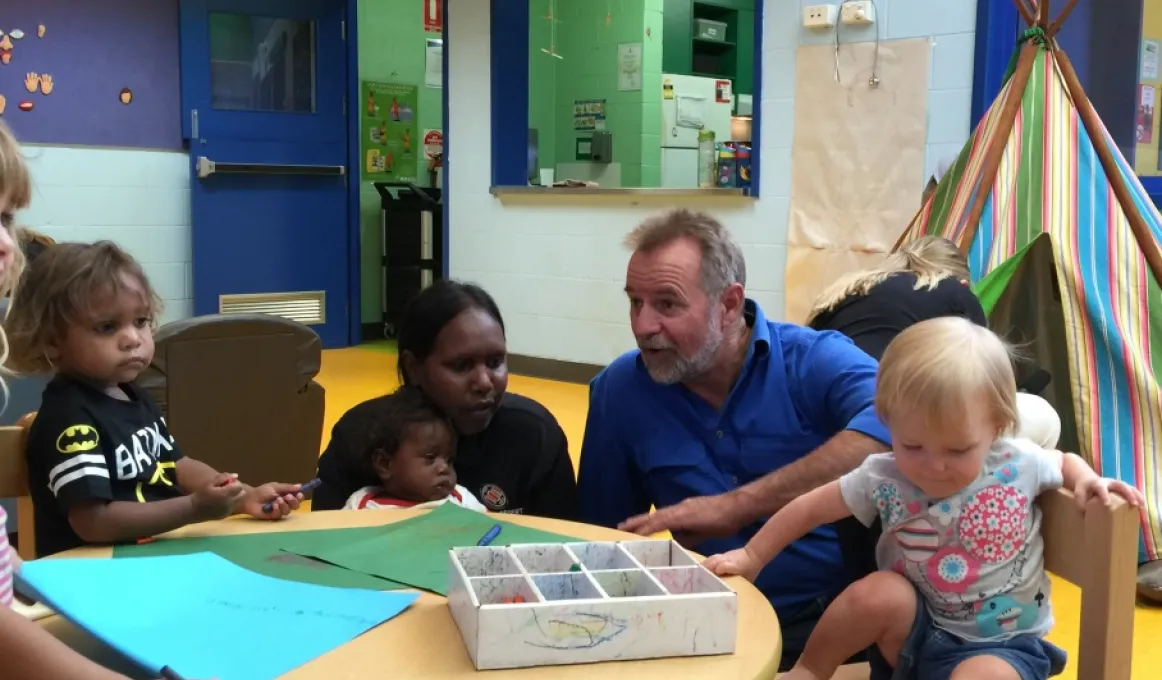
[39,510,782,679]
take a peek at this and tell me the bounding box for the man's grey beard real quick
[639,312,723,385]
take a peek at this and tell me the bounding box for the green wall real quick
[525,0,663,187]
[642,0,664,187]
[529,0,558,173]
[358,0,443,324]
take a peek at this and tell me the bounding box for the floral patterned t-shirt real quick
[839,437,1063,642]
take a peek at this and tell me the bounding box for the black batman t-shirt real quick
[27,374,185,557]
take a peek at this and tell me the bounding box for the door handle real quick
[196,156,346,179]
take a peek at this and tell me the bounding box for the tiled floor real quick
[317,343,1162,679]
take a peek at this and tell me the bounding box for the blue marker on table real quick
[477,523,503,546]
[262,477,321,514]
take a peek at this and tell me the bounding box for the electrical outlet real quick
[803,4,838,29]
[841,0,876,25]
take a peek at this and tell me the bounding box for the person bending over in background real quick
[805,235,985,362]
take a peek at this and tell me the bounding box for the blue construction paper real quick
[21,552,419,680]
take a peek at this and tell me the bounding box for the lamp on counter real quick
[731,93,753,143]
[731,116,752,143]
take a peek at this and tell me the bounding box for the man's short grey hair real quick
[624,209,747,295]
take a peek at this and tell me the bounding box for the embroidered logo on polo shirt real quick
[479,483,508,511]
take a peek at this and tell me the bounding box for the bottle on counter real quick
[734,144,752,190]
[697,130,717,189]
[717,143,736,188]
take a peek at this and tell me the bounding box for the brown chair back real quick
[0,413,36,560]
[136,314,325,488]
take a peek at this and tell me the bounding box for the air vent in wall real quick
[218,291,325,325]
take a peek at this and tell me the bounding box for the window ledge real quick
[489,185,756,206]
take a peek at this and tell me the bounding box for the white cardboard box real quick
[447,539,738,670]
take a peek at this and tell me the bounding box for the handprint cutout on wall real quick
[40,75,53,95]
[24,72,40,93]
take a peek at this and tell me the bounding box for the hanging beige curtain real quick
[784,38,932,323]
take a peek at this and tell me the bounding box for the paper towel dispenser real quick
[591,131,612,163]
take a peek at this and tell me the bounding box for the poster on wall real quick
[617,43,642,91]
[715,79,732,103]
[422,129,443,160]
[573,99,606,130]
[361,81,419,181]
[1143,40,1160,81]
[424,0,441,32]
[1139,84,1155,145]
[0,0,180,149]
[425,39,443,89]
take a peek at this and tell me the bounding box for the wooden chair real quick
[0,413,36,560]
[783,487,1139,680]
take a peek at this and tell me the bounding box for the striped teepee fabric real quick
[897,46,1162,563]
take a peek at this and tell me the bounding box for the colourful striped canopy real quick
[898,46,1162,562]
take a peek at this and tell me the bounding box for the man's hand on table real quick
[618,491,751,548]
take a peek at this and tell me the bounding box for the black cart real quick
[374,182,444,339]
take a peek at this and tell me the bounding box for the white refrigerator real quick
[660,73,736,188]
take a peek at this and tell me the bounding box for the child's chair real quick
[796,487,1139,680]
[0,413,35,560]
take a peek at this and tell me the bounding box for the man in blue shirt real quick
[577,209,891,670]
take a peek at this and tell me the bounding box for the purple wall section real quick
[0,0,182,149]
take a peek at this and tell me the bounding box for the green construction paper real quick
[286,504,583,595]
[112,526,408,591]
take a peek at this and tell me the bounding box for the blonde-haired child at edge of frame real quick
[0,121,216,680]
[703,317,1144,680]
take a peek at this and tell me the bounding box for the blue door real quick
[179,0,351,348]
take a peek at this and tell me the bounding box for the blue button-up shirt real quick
[577,300,891,615]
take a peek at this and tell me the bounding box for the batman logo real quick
[56,425,100,454]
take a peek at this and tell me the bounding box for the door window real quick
[208,13,316,113]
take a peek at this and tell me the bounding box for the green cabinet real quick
[662,0,692,74]
[734,9,754,96]
[661,0,754,97]
[690,0,754,10]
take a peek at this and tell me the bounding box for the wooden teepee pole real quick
[955,41,1040,254]
[891,203,928,252]
[1014,0,1036,25]
[1048,0,1079,36]
[1055,49,1162,288]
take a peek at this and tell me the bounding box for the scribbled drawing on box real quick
[446,539,739,670]
[524,609,628,650]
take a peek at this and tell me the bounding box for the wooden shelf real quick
[693,37,735,47]
[662,0,755,96]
